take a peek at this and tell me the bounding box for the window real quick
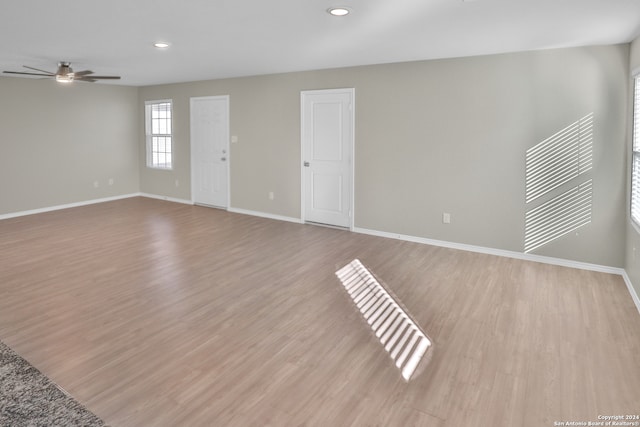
[145,100,173,169]
[631,74,640,225]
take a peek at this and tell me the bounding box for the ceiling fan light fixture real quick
[328,7,350,16]
[4,61,119,83]
[55,73,74,83]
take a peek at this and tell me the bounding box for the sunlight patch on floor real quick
[335,259,432,381]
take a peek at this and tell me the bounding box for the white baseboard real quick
[227,207,303,224]
[353,227,624,275]
[139,193,194,205]
[0,193,140,220]
[621,271,640,315]
[3,194,637,315]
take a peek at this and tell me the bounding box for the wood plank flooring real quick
[1,197,639,426]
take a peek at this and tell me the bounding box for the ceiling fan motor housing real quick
[57,62,73,75]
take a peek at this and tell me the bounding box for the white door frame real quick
[190,95,230,209]
[300,88,355,230]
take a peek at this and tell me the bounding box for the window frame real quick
[145,99,173,170]
[631,71,640,228]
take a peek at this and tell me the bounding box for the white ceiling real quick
[1,0,640,87]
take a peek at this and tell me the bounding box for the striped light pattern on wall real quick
[524,113,594,253]
[335,259,432,382]
[525,180,593,253]
[525,113,593,203]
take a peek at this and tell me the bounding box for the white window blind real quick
[145,100,173,169]
[631,76,640,225]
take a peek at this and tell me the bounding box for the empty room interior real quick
[2,1,640,426]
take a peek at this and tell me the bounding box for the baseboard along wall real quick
[0,193,140,221]
[2,194,639,315]
[353,227,640,316]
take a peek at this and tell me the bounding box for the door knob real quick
[221,157,227,161]
[303,161,310,167]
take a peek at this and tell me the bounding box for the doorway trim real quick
[300,88,355,230]
[190,95,230,209]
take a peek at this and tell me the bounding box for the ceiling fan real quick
[3,62,120,83]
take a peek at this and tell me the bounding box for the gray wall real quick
[625,36,640,299]
[140,44,629,267]
[0,77,139,215]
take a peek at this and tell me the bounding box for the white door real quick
[191,96,229,208]
[301,88,354,228]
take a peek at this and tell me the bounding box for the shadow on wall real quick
[524,113,594,253]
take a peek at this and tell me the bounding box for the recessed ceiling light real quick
[328,7,350,16]
[154,42,170,49]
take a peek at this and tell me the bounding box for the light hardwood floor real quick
[1,197,639,426]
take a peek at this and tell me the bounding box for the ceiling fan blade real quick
[23,65,55,75]
[3,71,54,77]
[81,75,121,80]
[6,63,121,83]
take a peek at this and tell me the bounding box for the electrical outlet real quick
[108,178,114,186]
[93,181,99,188]
[268,191,274,200]
[443,212,451,224]
[175,179,179,187]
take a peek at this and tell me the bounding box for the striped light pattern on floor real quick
[335,259,432,382]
